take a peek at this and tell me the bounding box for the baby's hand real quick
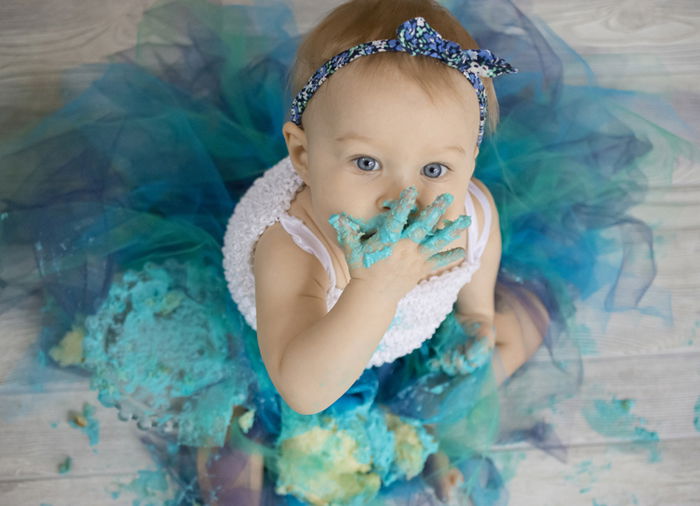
[328,186,471,298]
[428,320,496,375]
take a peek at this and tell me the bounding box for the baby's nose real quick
[380,190,429,225]
[380,187,417,211]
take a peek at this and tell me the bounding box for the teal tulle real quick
[1,0,696,504]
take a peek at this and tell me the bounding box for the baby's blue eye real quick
[354,156,379,172]
[422,162,448,179]
[352,156,449,178]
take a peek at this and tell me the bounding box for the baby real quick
[204,1,549,504]
[261,67,489,504]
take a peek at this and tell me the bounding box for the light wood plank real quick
[493,437,700,505]
[0,472,180,506]
[0,388,162,479]
[1,351,697,481]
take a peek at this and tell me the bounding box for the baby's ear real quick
[282,121,310,185]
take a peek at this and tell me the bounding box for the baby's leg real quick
[492,279,549,385]
[196,405,265,506]
[421,424,465,503]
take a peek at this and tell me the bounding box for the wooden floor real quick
[1,0,698,504]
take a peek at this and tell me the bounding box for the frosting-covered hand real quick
[328,186,471,298]
[427,320,496,375]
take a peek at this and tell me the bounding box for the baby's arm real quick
[254,225,403,416]
[455,179,545,385]
[453,179,505,382]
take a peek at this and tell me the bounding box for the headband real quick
[289,16,518,147]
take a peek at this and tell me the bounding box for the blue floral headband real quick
[289,16,518,147]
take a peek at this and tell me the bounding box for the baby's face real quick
[287,64,480,251]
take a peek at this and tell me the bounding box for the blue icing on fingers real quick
[402,193,453,242]
[465,337,493,370]
[329,212,364,268]
[426,336,493,376]
[372,186,417,244]
[362,244,394,269]
[329,186,471,271]
[428,248,466,270]
[419,214,471,252]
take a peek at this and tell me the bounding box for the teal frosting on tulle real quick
[79,258,252,446]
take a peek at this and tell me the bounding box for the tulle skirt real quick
[1,0,696,504]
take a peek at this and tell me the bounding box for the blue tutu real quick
[0,0,695,504]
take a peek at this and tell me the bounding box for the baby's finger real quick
[380,197,421,220]
[375,186,418,245]
[329,212,362,243]
[444,344,464,375]
[344,213,375,240]
[427,357,441,372]
[328,213,364,265]
[362,191,420,250]
[440,350,458,376]
[426,247,466,271]
[338,211,378,238]
[403,193,454,243]
[453,346,477,375]
[420,214,471,253]
[465,337,494,370]
[361,243,395,269]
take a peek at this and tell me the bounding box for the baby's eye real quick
[422,162,449,179]
[352,156,450,179]
[354,155,379,172]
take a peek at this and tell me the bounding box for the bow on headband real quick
[289,16,518,147]
[394,16,516,78]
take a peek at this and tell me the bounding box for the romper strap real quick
[464,181,492,264]
[278,212,338,291]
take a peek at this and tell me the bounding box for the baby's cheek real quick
[441,202,467,225]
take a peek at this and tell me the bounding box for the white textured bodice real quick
[222,156,492,368]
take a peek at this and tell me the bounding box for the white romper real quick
[222,156,492,368]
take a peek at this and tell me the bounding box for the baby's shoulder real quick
[470,177,497,224]
[254,221,330,298]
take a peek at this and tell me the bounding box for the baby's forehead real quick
[309,71,479,137]
[325,64,476,112]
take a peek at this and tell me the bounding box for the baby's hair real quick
[287,0,501,138]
